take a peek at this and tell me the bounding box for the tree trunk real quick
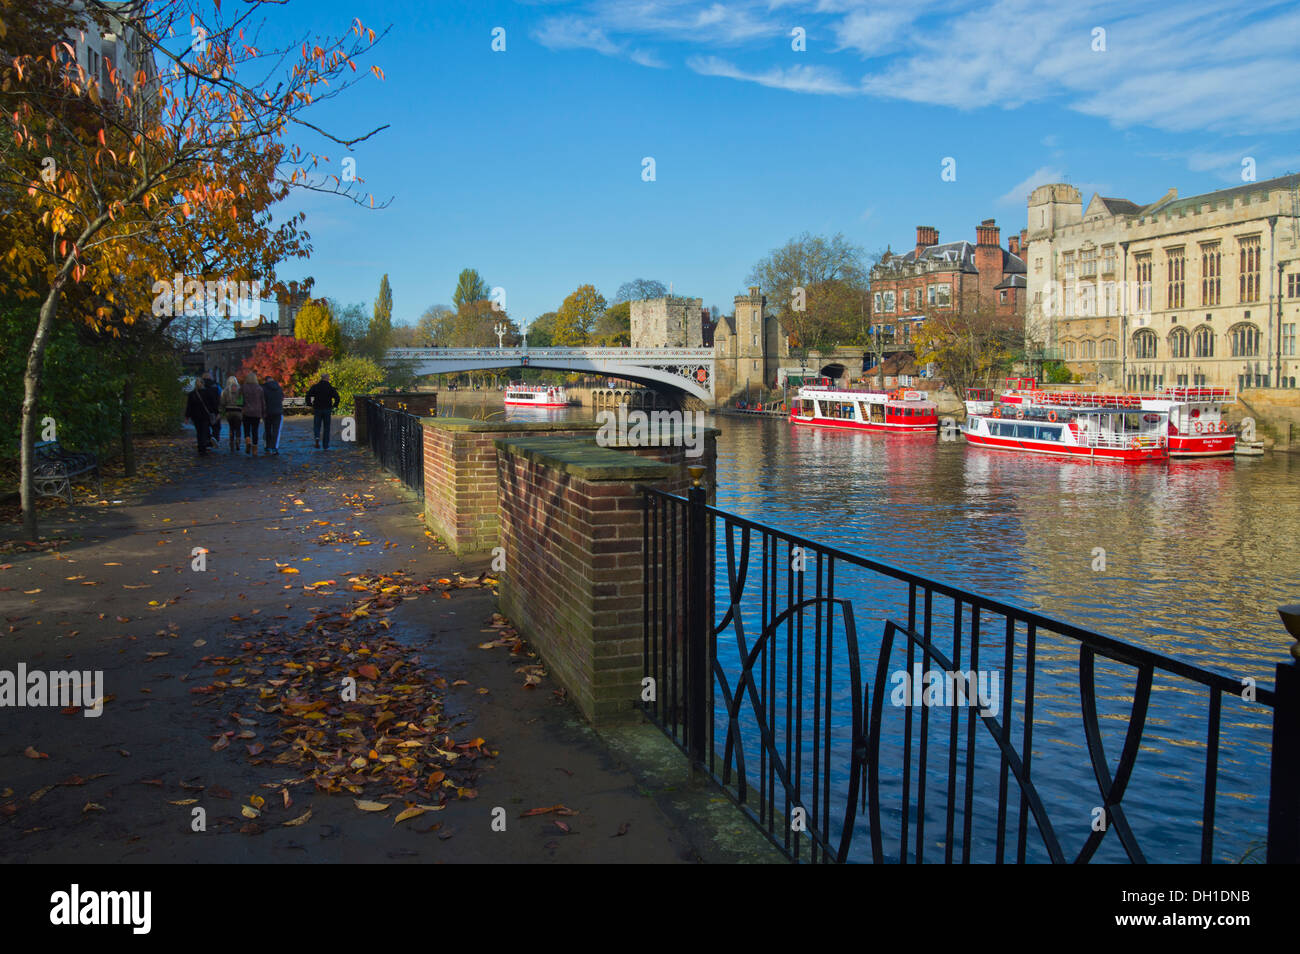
[20,287,63,540]
[120,374,136,478]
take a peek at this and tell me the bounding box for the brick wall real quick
[495,435,711,723]
[421,418,599,554]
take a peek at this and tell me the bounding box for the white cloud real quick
[998,166,1066,206]
[687,55,856,95]
[533,0,1300,135]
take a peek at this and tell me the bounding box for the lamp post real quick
[494,322,507,348]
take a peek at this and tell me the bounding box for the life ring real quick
[992,406,1002,418]
[1130,438,1140,450]
[1015,408,1025,420]
[1193,421,1202,434]
[1047,410,1058,422]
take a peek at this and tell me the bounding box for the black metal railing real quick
[365,399,424,497]
[642,485,1299,864]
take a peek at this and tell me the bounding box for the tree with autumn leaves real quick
[239,336,332,397]
[0,1,388,537]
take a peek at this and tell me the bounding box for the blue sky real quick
[251,0,1300,326]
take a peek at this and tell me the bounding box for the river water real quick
[511,404,1296,862]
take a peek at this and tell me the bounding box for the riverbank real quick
[0,418,778,863]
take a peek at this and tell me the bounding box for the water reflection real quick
[707,414,1292,862]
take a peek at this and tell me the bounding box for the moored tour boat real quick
[503,383,570,408]
[789,385,938,432]
[962,389,1168,462]
[998,379,1236,458]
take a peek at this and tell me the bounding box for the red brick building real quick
[869,219,1027,352]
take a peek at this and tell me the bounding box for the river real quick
[510,403,1295,862]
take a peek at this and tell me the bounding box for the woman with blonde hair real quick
[241,371,265,455]
[220,375,243,453]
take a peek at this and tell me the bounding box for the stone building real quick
[869,220,1026,353]
[629,296,705,348]
[1025,175,1300,391]
[712,286,789,398]
[201,280,312,382]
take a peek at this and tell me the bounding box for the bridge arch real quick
[386,347,715,403]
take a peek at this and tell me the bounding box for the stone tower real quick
[276,280,312,336]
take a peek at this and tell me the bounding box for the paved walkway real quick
[1,417,775,863]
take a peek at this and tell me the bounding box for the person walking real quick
[184,381,211,456]
[306,372,341,449]
[241,371,265,456]
[199,373,222,450]
[262,376,284,455]
[220,376,243,452]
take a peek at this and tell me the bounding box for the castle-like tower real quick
[276,280,312,336]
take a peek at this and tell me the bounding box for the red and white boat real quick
[999,379,1235,458]
[961,389,1168,462]
[790,385,937,432]
[503,383,570,408]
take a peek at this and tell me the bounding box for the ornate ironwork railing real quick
[642,486,1299,864]
[364,400,424,497]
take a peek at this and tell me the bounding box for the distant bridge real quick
[385,347,717,403]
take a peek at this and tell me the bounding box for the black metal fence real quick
[364,399,424,497]
[642,485,1299,864]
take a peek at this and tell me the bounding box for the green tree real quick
[295,298,343,354]
[747,233,867,350]
[327,299,369,354]
[453,269,490,310]
[320,354,385,410]
[526,312,556,347]
[913,302,1021,397]
[592,300,631,346]
[553,285,606,346]
[416,304,454,345]
[366,274,393,358]
[1042,360,1074,384]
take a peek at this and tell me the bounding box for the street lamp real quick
[494,322,507,348]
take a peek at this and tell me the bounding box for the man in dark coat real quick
[305,373,341,449]
[199,374,222,450]
[262,377,285,454]
[185,383,211,456]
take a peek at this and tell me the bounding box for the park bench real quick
[33,440,101,504]
[283,396,306,407]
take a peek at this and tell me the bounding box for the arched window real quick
[1100,338,1118,359]
[1064,341,1077,360]
[1169,327,1190,359]
[1082,339,1097,359]
[1229,323,1261,357]
[1133,330,1158,359]
[1193,325,1215,358]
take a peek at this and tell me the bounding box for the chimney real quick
[1008,234,1021,257]
[976,218,1000,247]
[915,226,938,257]
[748,286,760,297]
[974,219,1003,306]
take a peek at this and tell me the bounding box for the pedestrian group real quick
[185,372,341,457]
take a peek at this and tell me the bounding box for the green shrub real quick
[319,354,385,410]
